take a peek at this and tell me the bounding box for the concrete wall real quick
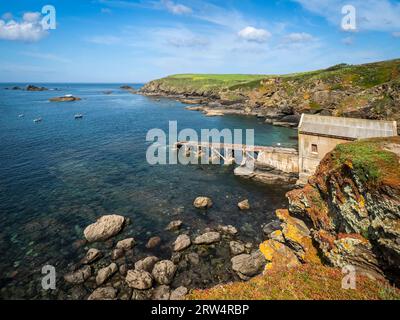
[298,133,350,178]
[257,148,299,173]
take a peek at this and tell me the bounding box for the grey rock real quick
[229,241,245,256]
[152,260,177,285]
[193,197,213,209]
[146,236,161,249]
[231,250,266,280]
[126,270,153,290]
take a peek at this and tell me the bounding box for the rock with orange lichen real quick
[284,137,400,281]
[275,209,321,264]
[259,239,301,272]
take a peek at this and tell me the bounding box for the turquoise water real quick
[0,83,297,299]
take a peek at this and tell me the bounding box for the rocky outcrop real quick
[83,215,125,242]
[270,137,400,282]
[26,85,48,91]
[49,96,81,102]
[139,59,400,132]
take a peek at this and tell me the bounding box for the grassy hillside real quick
[187,264,400,300]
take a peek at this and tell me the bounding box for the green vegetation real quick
[332,138,400,186]
[145,58,400,94]
[187,264,400,300]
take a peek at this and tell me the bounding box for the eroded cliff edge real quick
[189,137,400,299]
[140,59,400,132]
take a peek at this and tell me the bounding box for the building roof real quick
[298,114,398,140]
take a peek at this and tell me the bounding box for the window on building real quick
[311,144,318,154]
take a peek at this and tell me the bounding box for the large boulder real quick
[173,234,191,252]
[231,250,266,280]
[146,236,161,249]
[126,270,153,290]
[193,197,213,209]
[165,220,183,231]
[193,232,221,245]
[152,260,177,285]
[83,215,125,242]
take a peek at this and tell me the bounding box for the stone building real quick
[297,114,398,183]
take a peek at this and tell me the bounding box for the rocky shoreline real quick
[63,136,400,300]
[62,197,274,300]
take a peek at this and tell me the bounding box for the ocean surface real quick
[0,83,297,299]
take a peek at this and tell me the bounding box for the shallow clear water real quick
[0,83,297,299]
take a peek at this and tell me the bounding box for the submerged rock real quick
[152,260,177,285]
[193,232,221,245]
[238,199,250,210]
[81,248,102,264]
[64,265,91,284]
[126,270,153,290]
[173,234,191,252]
[83,214,125,242]
[146,236,161,249]
[87,287,116,300]
[165,220,183,231]
[193,197,213,209]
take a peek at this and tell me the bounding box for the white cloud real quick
[0,12,47,42]
[283,32,314,43]
[238,26,271,43]
[292,0,400,32]
[161,0,192,15]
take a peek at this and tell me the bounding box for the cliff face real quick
[140,59,400,131]
[283,137,400,282]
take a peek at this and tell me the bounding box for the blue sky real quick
[0,0,399,83]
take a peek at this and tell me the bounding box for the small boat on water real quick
[18,114,24,118]
[65,94,73,97]
[33,118,42,123]
[74,114,83,119]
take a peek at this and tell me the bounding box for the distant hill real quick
[140,59,400,132]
